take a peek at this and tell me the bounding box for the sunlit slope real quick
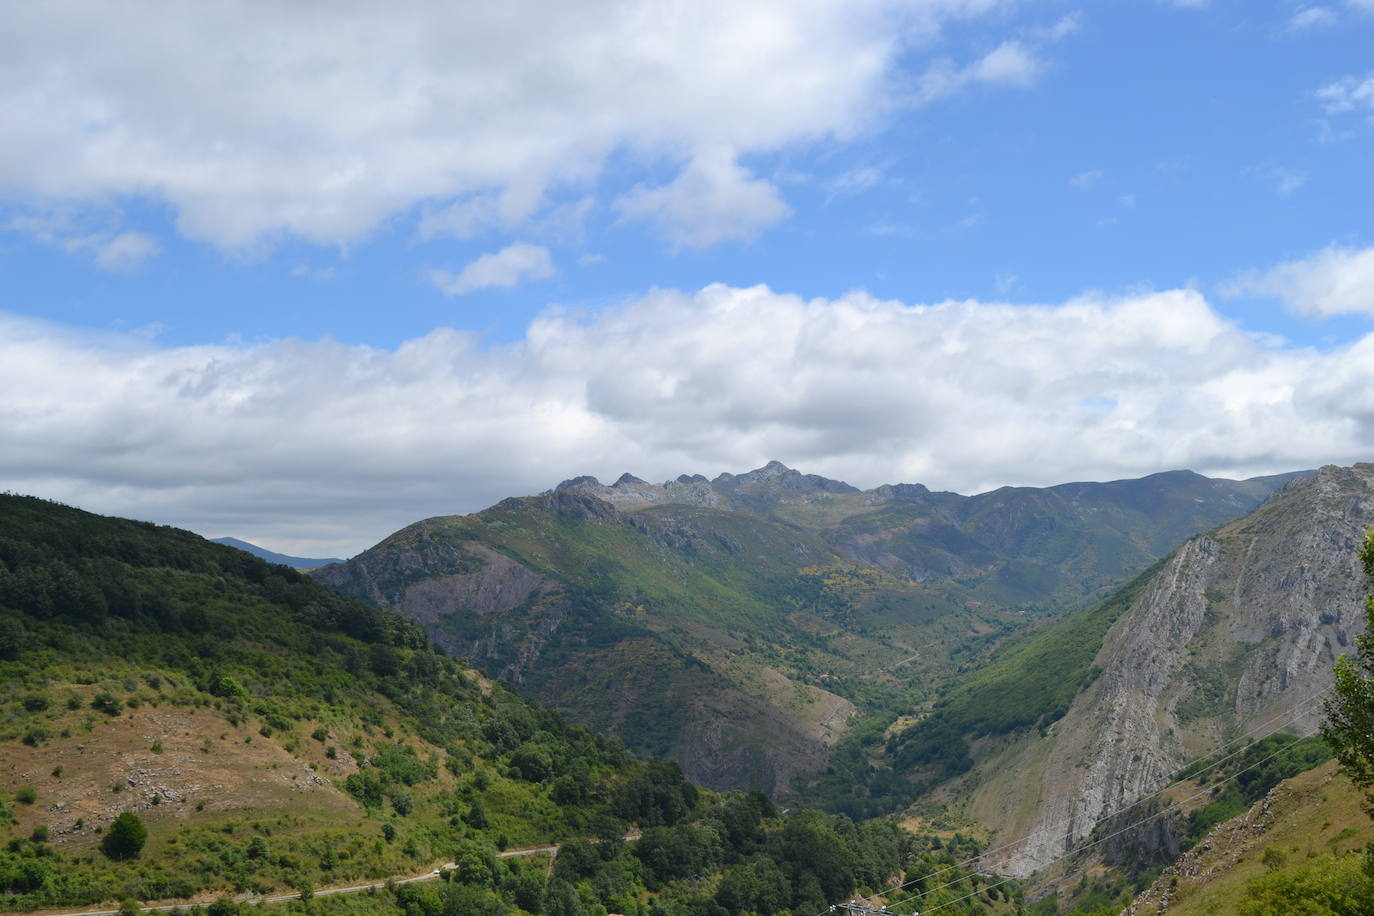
[1127,760,1374,915]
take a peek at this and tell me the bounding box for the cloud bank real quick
[0,0,1023,251]
[5,282,1374,555]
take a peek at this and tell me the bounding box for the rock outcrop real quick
[976,464,1374,876]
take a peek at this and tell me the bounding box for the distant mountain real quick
[313,461,1307,797]
[211,535,341,569]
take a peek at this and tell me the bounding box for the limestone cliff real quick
[973,463,1374,876]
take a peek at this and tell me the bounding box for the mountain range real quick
[3,456,1371,914]
[312,461,1310,799]
[209,536,342,570]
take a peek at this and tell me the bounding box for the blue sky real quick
[2,1,1374,553]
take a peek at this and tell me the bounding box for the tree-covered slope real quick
[0,493,1017,916]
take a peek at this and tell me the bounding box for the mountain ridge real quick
[209,535,342,570]
[312,461,1309,799]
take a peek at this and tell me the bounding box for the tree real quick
[1322,527,1374,815]
[103,812,148,860]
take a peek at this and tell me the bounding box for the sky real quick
[2,0,1374,556]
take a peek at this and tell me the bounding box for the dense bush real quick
[102,813,147,860]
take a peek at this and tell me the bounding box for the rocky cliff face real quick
[974,463,1374,876]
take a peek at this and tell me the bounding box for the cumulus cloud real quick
[0,1,1024,251]
[430,243,555,296]
[614,147,790,248]
[4,284,1374,555]
[1225,245,1374,316]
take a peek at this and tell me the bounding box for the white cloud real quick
[614,147,791,249]
[5,283,1374,555]
[1273,169,1307,195]
[1316,72,1374,115]
[916,39,1047,104]
[1070,169,1104,190]
[827,167,885,197]
[5,210,159,270]
[1289,6,1339,29]
[1225,245,1374,317]
[0,1,1025,251]
[94,231,159,270]
[430,243,554,296]
[1033,13,1082,41]
[971,40,1044,87]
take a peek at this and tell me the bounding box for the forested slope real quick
[0,494,1005,915]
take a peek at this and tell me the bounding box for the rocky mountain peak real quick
[555,474,602,491]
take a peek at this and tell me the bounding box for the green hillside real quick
[0,494,1007,915]
[316,491,1016,798]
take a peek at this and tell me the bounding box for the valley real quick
[312,461,1308,807]
[3,460,1371,916]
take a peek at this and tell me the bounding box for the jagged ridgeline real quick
[0,494,1006,914]
[314,462,1303,799]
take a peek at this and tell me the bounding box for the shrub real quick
[92,692,123,716]
[103,812,148,860]
[16,786,37,805]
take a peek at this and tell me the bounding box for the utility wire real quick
[818,686,1324,916]
[902,727,1325,915]
[839,687,1329,913]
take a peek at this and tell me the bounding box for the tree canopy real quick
[1322,527,1374,815]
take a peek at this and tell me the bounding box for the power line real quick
[840,688,1329,913]
[903,727,1325,915]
